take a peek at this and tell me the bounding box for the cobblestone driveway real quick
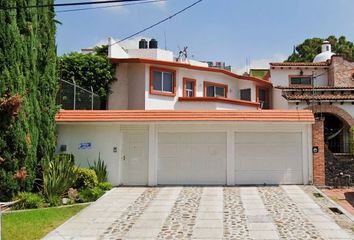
[44,186,354,240]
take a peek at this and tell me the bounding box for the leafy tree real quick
[0,0,57,201]
[286,36,354,62]
[58,48,116,109]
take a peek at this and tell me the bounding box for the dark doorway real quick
[316,113,350,153]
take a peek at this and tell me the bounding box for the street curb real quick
[313,186,354,223]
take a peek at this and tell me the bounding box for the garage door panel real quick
[235,132,303,184]
[235,170,300,184]
[235,132,300,144]
[158,132,226,185]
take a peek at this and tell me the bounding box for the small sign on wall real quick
[79,142,92,150]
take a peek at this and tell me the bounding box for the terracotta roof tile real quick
[284,94,354,101]
[56,110,314,123]
[277,85,354,90]
[270,62,329,67]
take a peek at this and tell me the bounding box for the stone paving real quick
[157,187,202,239]
[223,187,251,239]
[101,188,159,239]
[258,186,323,240]
[44,186,354,240]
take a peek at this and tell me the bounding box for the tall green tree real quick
[0,0,57,201]
[286,36,354,62]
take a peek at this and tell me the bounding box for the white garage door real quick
[158,132,226,185]
[235,132,303,184]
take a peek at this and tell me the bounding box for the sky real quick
[55,0,354,73]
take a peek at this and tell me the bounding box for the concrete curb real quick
[313,186,354,223]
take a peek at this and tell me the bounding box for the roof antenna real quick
[177,46,188,62]
[164,31,167,50]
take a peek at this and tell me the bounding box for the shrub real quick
[43,155,78,206]
[97,182,112,191]
[89,153,107,182]
[79,187,105,202]
[75,168,98,190]
[12,192,45,210]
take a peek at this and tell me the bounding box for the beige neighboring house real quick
[269,41,354,185]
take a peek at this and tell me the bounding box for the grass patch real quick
[2,204,88,240]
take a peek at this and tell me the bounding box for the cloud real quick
[233,54,287,74]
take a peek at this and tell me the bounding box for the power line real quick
[0,0,148,10]
[112,0,203,45]
[56,0,166,13]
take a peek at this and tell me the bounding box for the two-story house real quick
[270,41,354,155]
[107,38,272,111]
[55,38,315,186]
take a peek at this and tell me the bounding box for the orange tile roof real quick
[56,110,314,123]
[270,62,329,67]
[284,93,354,101]
[277,85,354,90]
[110,58,272,87]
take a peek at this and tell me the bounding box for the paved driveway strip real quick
[43,186,354,240]
[283,185,352,240]
[44,188,147,240]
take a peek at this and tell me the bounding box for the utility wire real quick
[56,0,166,13]
[0,0,148,10]
[112,0,203,45]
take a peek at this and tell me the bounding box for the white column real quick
[226,128,235,185]
[148,124,157,186]
[307,124,313,184]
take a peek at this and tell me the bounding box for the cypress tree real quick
[0,0,57,201]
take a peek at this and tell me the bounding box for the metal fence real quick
[57,79,101,110]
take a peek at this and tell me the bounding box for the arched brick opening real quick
[306,105,354,186]
[305,105,354,127]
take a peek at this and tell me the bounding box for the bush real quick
[89,153,107,182]
[13,192,45,210]
[43,155,78,206]
[79,187,105,202]
[75,168,98,190]
[97,182,112,191]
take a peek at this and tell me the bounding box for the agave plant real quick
[42,154,77,205]
[89,153,107,182]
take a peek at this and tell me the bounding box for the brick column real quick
[312,119,325,186]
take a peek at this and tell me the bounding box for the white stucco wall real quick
[272,88,289,109]
[270,68,328,87]
[144,65,258,110]
[56,121,313,186]
[128,64,145,109]
[338,104,354,117]
[127,49,174,62]
[56,124,121,185]
[108,63,128,109]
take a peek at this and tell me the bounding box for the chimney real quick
[321,40,331,53]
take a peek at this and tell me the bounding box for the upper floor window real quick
[183,78,196,97]
[240,88,251,101]
[290,76,312,85]
[150,67,176,96]
[204,81,228,98]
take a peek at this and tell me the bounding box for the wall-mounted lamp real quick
[300,69,304,76]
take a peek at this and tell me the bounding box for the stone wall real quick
[312,119,326,186]
[328,56,354,87]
